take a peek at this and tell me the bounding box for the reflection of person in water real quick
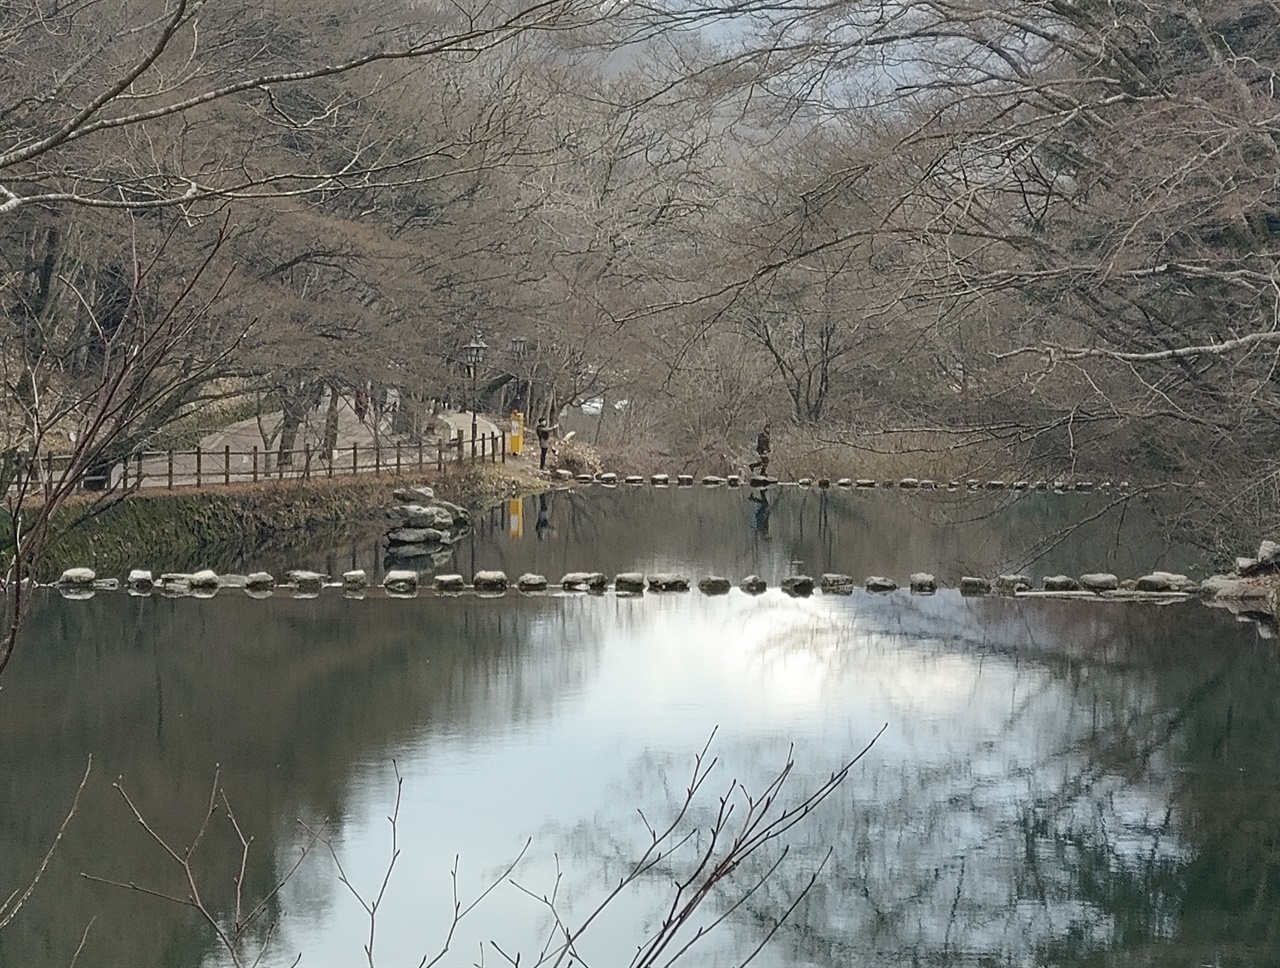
[748,489,771,540]
[535,491,553,540]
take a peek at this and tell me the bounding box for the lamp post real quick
[464,334,488,443]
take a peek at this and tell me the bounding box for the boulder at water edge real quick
[245,572,274,590]
[394,505,455,530]
[433,574,466,592]
[864,576,898,592]
[1133,572,1190,593]
[960,577,991,596]
[698,576,731,595]
[343,570,367,589]
[127,569,154,591]
[393,485,435,504]
[740,575,767,594]
[517,574,548,592]
[58,567,95,586]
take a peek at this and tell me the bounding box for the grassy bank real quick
[27,463,545,582]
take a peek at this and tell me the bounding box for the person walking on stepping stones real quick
[748,421,771,476]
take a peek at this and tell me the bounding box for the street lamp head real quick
[464,334,488,366]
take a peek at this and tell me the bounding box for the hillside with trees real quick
[2,0,1277,553]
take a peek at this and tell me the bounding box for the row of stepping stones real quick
[552,471,1130,492]
[53,567,1209,599]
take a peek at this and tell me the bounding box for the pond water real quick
[2,488,1277,968]
[252,485,1211,587]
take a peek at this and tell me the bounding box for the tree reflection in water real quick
[0,586,1275,966]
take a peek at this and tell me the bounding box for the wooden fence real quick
[38,430,509,492]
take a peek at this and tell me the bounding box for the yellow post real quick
[509,410,525,456]
[508,497,524,539]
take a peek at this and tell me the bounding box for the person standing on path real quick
[536,417,559,470]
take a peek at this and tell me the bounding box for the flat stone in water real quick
[1043,575,1080,592]
[865,576,897,592]
[517,573,548,592]
[473,570,508,592]
[1080,573,1119,592]
[697,576,731,595]
[381,571,417,594]
[782,576,815,597]
[245,572,274,590]
[561,572,607,591]
[433,574,466,592]
[614,573,646,593]
[58,567,95,586]
[740,575,767,594]
[821,574,855,593]
[960,577,991,595]
[648,574,690,592]
[909,573,937,594]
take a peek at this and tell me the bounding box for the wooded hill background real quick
[2,0,1278,552]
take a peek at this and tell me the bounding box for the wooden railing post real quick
[136,453,143,488]
[224,445,231,485]
[395,442,401,477]
[456,430,464,463]
[167,450,174,490]
[352,442,359,476]
[417,439,424,472]
[195,445,202,487]
[277,451,284,480]
[437,440,443,472]
[327,448,333,478]
[304,443,312,480]
[252,446,259,483]
[500,431,506,463]
[374,444,381,477]
[122,458,129,489]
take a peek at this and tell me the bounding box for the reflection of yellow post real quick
[508,497,524,539]
[510,410,524,456]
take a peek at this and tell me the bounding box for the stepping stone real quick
[1079,573,1119,592]
[245,572,274,590]
[625,475,644,485]
[899,478,919,488]
[995,574,1032,594]
[836,478,853,487]
[58,567,95,585]
[384,570,419,594]
[864,576,897,592]
[909,573,937,594]
[648,574,690,592]
[739,575,767,594]
[1042,575,1080,591]
[473,570,508,592]
[677,475,694,486]
[344,570,368,589]
[698,576,731,595]
[652,474,670,485]
[561,572,607,591]
[820,573,855,593]
[781,576,814,597]
[855,479,876,488]
[517,573,548,592]
[960,577,991,596]
[614,573,646,593]
[189,570,220,589]
[433,574,466,592]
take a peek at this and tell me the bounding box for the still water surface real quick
[1,488,1276,967]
